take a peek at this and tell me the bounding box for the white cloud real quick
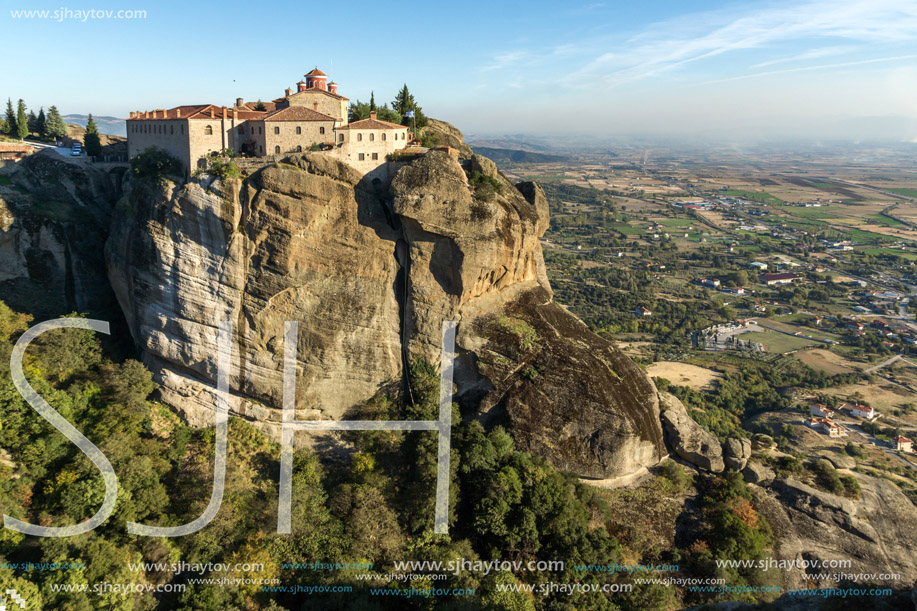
[564,0,917,86]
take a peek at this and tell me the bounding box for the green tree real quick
[15,99,28,140]
[391,84,427,128]
[83,113,102,157]
[36,107,46,137]
[26,110,37,134]
[369,91,376,112]
[4,99,17,137]
[44,105,67,139]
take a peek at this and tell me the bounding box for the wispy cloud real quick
[751,45,856,68]
[704,53,917,84]
[571,3,605,16]
[563,0,917,86]
[480,51,529,72]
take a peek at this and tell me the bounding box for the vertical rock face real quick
[107,155,403,435]
[0,151,122,320]
[107,147,666,477]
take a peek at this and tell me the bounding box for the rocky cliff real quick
[0,150,123,320]
[106,131,665,479]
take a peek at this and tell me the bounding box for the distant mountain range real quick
[63,114,126,137]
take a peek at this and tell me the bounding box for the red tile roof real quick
[285,87,348,102]
[337,117,408,130]
[128,104,268,121]
[305,68,327,77]
[258,106,337,122]
[238,101,277,112]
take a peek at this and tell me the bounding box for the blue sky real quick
[2,0,916,140]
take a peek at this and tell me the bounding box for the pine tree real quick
[369,91,376,112]
[27,110,38,134]
[36,108,46,138]
[84,113,102,157]
[44,106,67,140]
[4,99,16,137]
[391,85,427,128]
[16,99,28,141]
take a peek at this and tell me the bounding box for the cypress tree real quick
[369,91,376,112]
[36,108,46,137]
[84,113,102,157]
[16,99,28,140]
[4,99,16,137]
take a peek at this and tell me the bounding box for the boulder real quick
[724,436,753,471]
[742,461,776,485]
[826,453,856,470]
[658,392,724,473]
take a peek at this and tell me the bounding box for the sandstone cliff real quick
[106,138,665,478]
[0,150,123,320]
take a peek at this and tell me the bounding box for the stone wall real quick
[260,120,337,155]
[127,119,191,173]
[283,90,348,122]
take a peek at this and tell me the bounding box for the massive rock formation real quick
[659,392,725,473]
[753,475,917,590]
[0,150,123,320]
[106,141,665,478]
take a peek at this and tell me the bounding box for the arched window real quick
[357,133,362,141]
[274,145,280,154]
[204,125,213,135]
[274,126,280,135]
[296,126,302,135]
[339,133,344,142]
[296,145,302,152]
[369,133,375,141]
[319,126,325,134]
[170,125,174,135]
[382,133,386,141]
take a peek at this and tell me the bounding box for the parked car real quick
[71,144,82,157]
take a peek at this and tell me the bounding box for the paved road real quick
[865,354,902,374]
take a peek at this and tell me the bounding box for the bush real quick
[205,150,241,179]
[130,147,182,180]
[469,170,502,202]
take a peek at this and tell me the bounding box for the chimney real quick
[298,81,307,92]
[328,82,338,94]
[129,111,135,119]
[370,111,377,120]
[176,108,182,118]
[209,107,215,118]
[236,97,243,107]
[285,88,293,97]
[313,102,319,111]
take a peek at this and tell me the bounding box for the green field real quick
[886,188,917,198]
[722,189,784,205]
[740,331,821,353]
[867,214,908,228]
[861,247,917,260]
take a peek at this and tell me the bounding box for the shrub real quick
[469,170,502,202]
[130,148,182,180]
